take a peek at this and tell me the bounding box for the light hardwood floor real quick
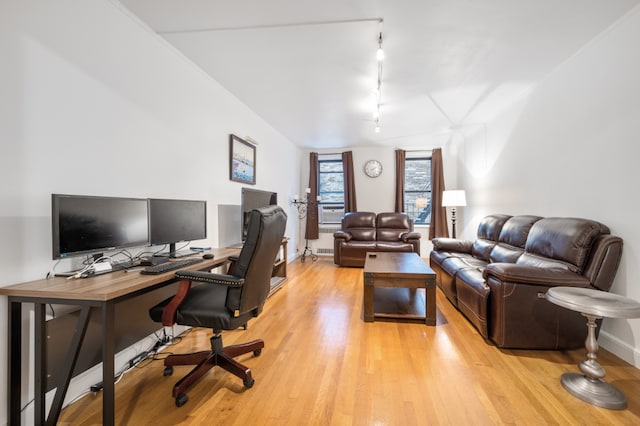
[59,257,640,425]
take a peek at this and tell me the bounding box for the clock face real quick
[364,160,383,178]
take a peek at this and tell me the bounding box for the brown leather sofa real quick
[430,214,623,349]
[334,212,421,267]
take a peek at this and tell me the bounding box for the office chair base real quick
[164,336,265,406]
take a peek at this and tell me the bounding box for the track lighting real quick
[373,31,384,133]
[376,33,384,61]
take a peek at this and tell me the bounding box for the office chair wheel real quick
[253,348,262,356]
[243,378,255,388]
[175,393,188,407]
[163,366,173,376]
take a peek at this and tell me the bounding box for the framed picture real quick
[229,134,256,185]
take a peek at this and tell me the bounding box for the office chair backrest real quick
[228,205,287,315]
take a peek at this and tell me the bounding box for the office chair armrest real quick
[161,279,193,326]
[161,271,246,326]
[175,270,245,287]
[227,255,240,274]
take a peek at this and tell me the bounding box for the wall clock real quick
[364,159,383,178]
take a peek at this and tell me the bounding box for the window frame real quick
[403,155,432,226]
[317,158,345,207]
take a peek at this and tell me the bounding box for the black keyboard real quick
[140,258,204,275]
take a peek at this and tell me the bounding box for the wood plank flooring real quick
[59,257,640,425]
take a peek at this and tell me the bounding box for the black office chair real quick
[149,205,287,406]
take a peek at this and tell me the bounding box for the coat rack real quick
[290,189,319,263]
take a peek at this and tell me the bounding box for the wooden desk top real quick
[0,247,240,303]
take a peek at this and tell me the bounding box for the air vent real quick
[317,248,334,254]
[319,226,340,234]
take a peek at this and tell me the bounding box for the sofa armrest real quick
[432,237,473,253]
[401,231,421,242]
[333,230,352,242]
[483,263,591,288]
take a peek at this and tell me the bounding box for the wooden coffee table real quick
[363,252,436,325]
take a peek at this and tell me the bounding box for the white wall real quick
[0,1,301,423]
[297,140,459,259]
[458,7,640,365]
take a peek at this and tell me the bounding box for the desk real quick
[0,248,239,426]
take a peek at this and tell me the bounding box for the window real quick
[404,156,432,225]
[318,159,345,224]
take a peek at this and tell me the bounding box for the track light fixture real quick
[373,31,383,133]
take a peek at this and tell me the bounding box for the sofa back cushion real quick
[472,214,511,261]
[342,211,376,241]
[376,213,412,242]
[490,215,542,263]
[519,217,609,273]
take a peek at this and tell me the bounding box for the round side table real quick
[545,286,640,409]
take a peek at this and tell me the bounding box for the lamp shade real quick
[442,190,467,207]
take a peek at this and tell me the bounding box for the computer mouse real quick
[203,253,214,259]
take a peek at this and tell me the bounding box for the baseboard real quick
[598,330,640,368]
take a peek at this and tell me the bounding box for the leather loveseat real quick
[334,212,421,267]
[430,214,622,349]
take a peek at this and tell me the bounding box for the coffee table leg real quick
[425,286,436,326]
[363,275,374,322]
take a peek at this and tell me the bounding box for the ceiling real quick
[119,0,638,149]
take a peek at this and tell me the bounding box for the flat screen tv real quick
[52,194,149,260]
[241,188,277,241]
[149,198,207,257]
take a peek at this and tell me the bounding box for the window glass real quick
[404,157,431,225]
[318,160,344,205]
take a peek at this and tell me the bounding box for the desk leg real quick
[102,302,116,426]
[34,303,47,424]
[47,306,92,425]
[8,298,22,426]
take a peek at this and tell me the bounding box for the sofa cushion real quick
[442,256,488,276]
[375,241,414,252]
[489,215,542,263]
[477,214,512,241]
[455,268,490,338]
[523,217,609,273]
[471,214,511,261]
[376,212,412,242]
[342,211,376,241]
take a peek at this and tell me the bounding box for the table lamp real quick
[441,190,466,238]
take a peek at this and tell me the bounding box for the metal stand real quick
[450,207,458,239]
[290,196,319,263]
[300,239,318,263]
[561,313,627,409]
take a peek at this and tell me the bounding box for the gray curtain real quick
[429,148,449,239]
[394,149,406,212]
[342,151,357,212]
[305,152,319,239]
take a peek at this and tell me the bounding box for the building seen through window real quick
[404,157,432,225]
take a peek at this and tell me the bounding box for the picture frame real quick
[229,134,256,185]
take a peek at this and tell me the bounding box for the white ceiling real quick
[118,0,639,149]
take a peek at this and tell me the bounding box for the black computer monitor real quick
[148,198,207,257]
[51,194,149,260]
[241,188,277,241]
